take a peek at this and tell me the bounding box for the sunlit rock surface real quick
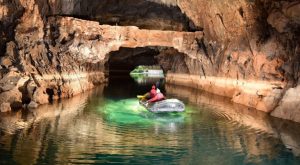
[271,85,300,123]
[166,73,284,112]
[163,0,300,122]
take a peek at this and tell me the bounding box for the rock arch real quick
[48,17,203,63]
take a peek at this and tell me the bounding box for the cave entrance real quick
[107,47,162,77]
[104,46,164,99]
[103,46,190,99]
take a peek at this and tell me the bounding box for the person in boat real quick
[141,85,157,101]
[147,88,165,103]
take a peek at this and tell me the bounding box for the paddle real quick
[137,95,145,99]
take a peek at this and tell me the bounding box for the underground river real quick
[0,75,300,165]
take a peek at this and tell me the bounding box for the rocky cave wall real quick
[143,0,300,122]
[0,0,300,122]
[0,0,201,111]
[158,0,300,122]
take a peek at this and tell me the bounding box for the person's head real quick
[152,85,156,89]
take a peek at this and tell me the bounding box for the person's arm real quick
[148,96,157,103]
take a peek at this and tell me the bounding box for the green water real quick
[0,76,300,165]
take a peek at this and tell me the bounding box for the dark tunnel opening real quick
[107,47,161,77]
[103,46,190,99]
[104,47,165,99]
[105,46,191,78]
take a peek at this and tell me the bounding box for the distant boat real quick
[130,65,164,76]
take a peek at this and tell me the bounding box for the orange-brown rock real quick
[166,73,284,112]
[48,16,203,62]
[0,103,11,112]
[161,0,300,122]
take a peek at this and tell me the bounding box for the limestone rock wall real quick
[0,0,202,110]
[0,1,107,110]
[161,0,300,122]
[176,0,300,82]
[141,0,300,122]
[0,0,24,56]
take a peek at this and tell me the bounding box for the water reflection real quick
[99,98,185,125]
[0,82,300,164]
[0,86,105,165]
[166,83,300,157]
[130,74,164,85]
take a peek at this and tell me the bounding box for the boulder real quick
[0,56,13,68]
[271,85,300,123]
[0,71,29,109]
[267,11,290,33]
[32,88,49,105]
[0,88,23,109]
[282,2,300,24]
[0,71,21,92]
[0,103,11,113]
[27,101,38,109]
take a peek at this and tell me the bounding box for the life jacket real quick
[150,85,156,98]
[148,89,165,103]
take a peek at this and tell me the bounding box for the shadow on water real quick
[0,75,300,164]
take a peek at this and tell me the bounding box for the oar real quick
[137,95,145,99]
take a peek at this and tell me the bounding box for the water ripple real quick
[1,87,300,165]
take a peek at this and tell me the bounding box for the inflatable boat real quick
[139,99,185,113]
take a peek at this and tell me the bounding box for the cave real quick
[103,46,189,99]
[104,47,163,99]
[106,46,191,77]
[107,47,161,77]
[1,0,300,164]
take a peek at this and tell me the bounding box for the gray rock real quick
[271,85,300,123]
[0,72,21,92]
[27,101,39,109]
